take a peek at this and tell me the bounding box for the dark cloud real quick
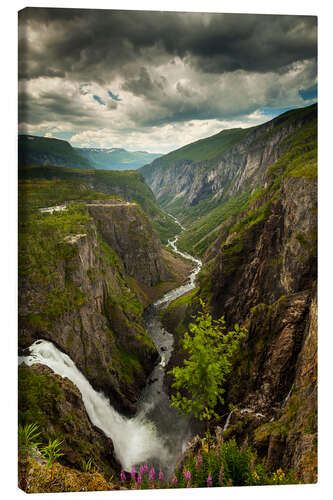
[18,8,317,82]
[18,8,318,150]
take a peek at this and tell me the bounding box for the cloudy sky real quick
[18,8,317,153]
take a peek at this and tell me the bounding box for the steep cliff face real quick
[210,176,317,323]
[201,140,317,479]
[161,106,317,481]
[19,213,156,415]
[87,201,171,286]
[141,104,316,226]
[18,182,178,416]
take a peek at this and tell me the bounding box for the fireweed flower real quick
[143,463,149,474]
[139,465,144,475]
[207,474,213,487]
[149,466,155,481]
[171,476,178,485]
[137,472,142,485]
[131,467,136,481]
[120,470,126,483]
[195,453,203,470]
[183,470,191,482]
[159,470,164,482]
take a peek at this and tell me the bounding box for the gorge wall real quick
[157,104,317,482]
[19,196,175,416]
[141,105,316,223]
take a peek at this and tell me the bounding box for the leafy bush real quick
[168,300,247,421]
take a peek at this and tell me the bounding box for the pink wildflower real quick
[149,466,155,481]
[183,470,191,482]
[120,470,126,483]
[207,473,213,487]
[171,476,178,486]
[131,467,136,481]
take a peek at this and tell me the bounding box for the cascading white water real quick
[19,215,202,475]
[19,340,171,472]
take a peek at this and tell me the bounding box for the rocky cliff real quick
[18,363,120,477]
[161,105,317,482]
[142,105,316,226]
[18,187,173,416]
[87,201,171,286]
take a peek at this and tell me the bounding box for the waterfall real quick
[19,339,171,472]
[18,217,202,475]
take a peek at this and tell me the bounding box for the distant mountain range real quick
[18,134,161,171]
[76,147,161,170]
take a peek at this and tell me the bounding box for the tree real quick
[168,300,246,421]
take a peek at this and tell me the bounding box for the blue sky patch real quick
[93,95,105,105]
[260,106,299,117]
[299,84,317,101]
[108,90,121,101]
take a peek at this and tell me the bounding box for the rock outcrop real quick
[87,201,171,286]
[18,363,120,477]
[18,201,168,415]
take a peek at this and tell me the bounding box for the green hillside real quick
[19,165,180,243]
[141,128,250,174]
[19,135,93,170]
[177,111,317,257]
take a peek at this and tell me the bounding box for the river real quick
[18,220,202,477]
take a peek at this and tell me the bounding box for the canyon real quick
[18,103,317,490]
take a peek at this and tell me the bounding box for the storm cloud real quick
[18,8,317,152]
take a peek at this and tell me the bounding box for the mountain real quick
[141,104,317,255]
[18,135,94,169]
[75,147,161,170]
[156,104,317,482]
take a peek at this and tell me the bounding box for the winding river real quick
[18,219,202,476]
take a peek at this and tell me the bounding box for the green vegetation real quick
[163,289,198,312]
[41,439,64,472]
[19,134,93,169]
[141,127,250,174]
[119,436,299,489]
[19,166,180,242]
[18,365,116,481]
[266,118,317,184]
[18,366,61,433]
[177,191,251,256]
[19,198,91,285]
[176,107,317,257]
[168,301,246,421]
